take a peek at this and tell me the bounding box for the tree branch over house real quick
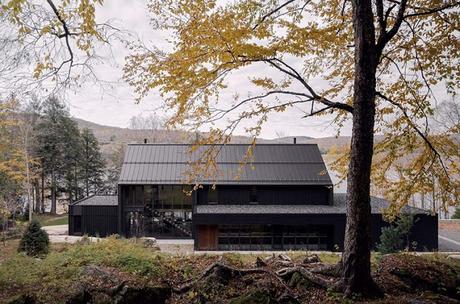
[124,0,460,297]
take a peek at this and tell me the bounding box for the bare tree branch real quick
[45,0,74,67]
[236,56,353,113]
[253,0,295,30]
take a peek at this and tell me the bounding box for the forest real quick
[0,96,110,223]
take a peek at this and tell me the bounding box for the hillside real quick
[72,117,352,156]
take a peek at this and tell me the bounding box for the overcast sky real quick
[62,0,356,139]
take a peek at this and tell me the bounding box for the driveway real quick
[43,225,68,235]
[438,220,460,252]
[439,230,460,252]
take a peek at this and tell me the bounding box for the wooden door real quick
[197,225,218,250]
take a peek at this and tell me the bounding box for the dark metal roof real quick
[118,144,333,185]
[72,195,118,206]
[195,193,427,215]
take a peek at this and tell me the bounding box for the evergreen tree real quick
[452,208,460,220]
[62,120,84,203]
[18,219,49,256]
[377,214,416,254]
[35,97,68,214]
[80,128,105,197]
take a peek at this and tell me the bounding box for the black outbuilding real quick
[68,195,118,237]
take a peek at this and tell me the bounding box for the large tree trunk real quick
[341,0,380,297]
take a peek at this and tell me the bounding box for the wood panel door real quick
[197,225,218,250]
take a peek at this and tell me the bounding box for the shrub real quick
[376,226,403,254]
[377,214,416,254]
[18,220,49,256]
[452,207,460,219]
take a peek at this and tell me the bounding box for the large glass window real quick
[124,185,193,238]
[217,225,332,251]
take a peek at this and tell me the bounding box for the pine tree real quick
[35,97,84,212]
[80,128,105,197]
[62,119,84,203]
[18,219,49,256]
[35,97,68,214]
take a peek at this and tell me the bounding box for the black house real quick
[69,143,438,251]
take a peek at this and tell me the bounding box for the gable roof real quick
[72,195,118,206]
[118,144,333,185]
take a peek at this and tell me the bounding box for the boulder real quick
[113,283,171,304]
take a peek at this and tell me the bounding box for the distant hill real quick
[72,117,354,157]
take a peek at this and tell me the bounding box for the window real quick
[135,186,143,205]
[208,186,218,204]
[249,186,258,204]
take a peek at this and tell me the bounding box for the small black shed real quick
[68,195,118,237]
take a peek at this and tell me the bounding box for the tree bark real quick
[341,0,380,297]
[41,168,45,213]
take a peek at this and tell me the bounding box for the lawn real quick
[0,237,459,304]
[33,214,68,226]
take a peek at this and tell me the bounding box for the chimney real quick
[144,138,147,144]
[293,137,296,144]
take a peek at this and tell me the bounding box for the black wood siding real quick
[196,185,333,205]
[193,213,438,251]
[69,205,118,237]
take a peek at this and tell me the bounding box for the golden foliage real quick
[122,0,460,215]
[1,0,110,90]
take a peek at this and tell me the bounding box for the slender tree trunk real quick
[51,170,57,214]
[41,169,45,213]
[24,137,32,222]
[341,0,380,297]
[34,181,41,213]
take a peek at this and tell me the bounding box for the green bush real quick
[18,220,50,256]
[377,214,416,254]
[452,207,460,219]
[376,226,403,254]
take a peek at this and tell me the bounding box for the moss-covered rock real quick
[113,284,171,304]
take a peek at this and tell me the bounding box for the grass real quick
[0,237,169,302]
[33,214,68,226]
[1,237,459,303]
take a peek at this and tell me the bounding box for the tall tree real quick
[35,97,83,213]
[62,118,84,203]
[15,97,43,220]
[80,128,105,197]
[124,0,460,296]
[0,98,26,241]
